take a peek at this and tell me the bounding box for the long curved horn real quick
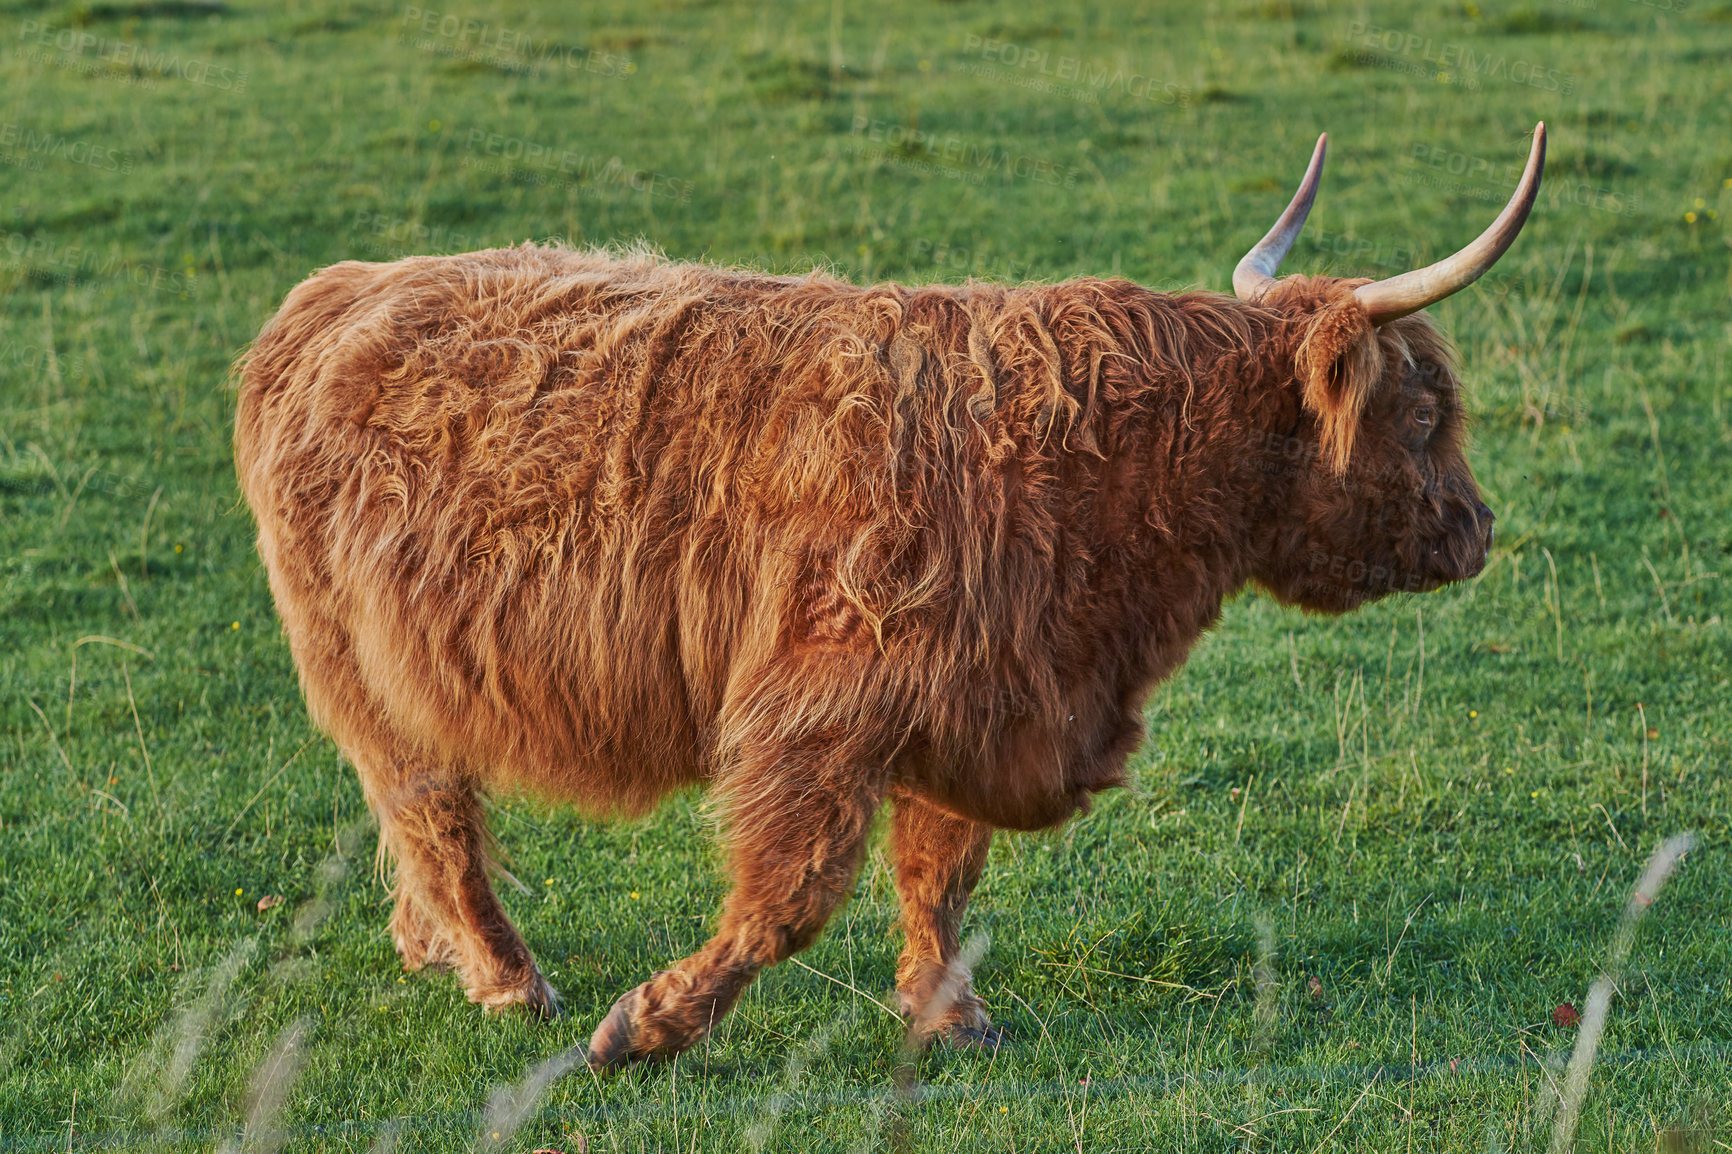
[1355,123,1546,324]
[1233,133,1327,302]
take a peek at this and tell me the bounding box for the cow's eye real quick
[1413,405,1435,428]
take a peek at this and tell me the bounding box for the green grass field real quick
[2,0,1729,1149]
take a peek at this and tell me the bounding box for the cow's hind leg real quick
[585,729,884,1067]
[358,752,558,1018]
[259,532,554,1017]
[890,789,1001,1048]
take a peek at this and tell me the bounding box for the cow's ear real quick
[1295,298,1383,474]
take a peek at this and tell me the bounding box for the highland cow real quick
[234,125,1545,1066]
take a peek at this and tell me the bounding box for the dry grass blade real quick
[366,1119,406,1154]
[888,931,992,1149]
[222,737,317,842]
[26,698,76,783]
[1307,1076,1378,1154]
[73,634,155,658]
[114,939,259,1121]
[786,955,902,1020]
[474,1046,588,1152]
[1548,833,1695,1154]
[903,930,990,1044]
[122,663,166,829]
[216,1017,311,1154]
[745,1018,844,1152]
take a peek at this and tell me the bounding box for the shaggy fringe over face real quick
[1296,288,1383,473]
[1270,275,1458,474]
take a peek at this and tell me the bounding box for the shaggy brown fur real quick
[233,244,1491,1063]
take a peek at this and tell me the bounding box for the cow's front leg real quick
[890,788,1002,1048]
[586,728,886,1068]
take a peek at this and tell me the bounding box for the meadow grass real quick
[1,0,1729,1149]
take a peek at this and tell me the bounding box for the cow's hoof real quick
[902,989,1002,1050]
[472,970,561,1020]
[586,983,647,1070]
[940,1022,1007,1050]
